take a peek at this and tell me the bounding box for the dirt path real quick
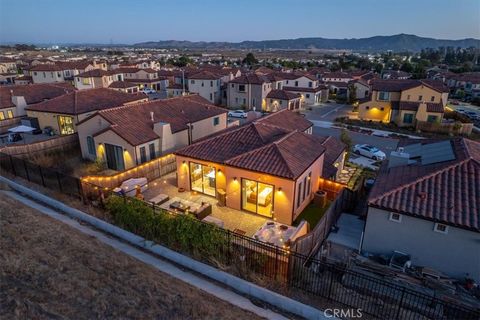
[0,192,267,320]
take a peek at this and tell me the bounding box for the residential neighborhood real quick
[0,1,479,319]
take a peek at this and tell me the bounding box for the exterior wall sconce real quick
[233,177,237,181]
[278,187,282,192]
[182,160,186,164]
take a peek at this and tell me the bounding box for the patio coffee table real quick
[169,201,190,213]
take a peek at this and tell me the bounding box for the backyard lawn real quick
[293,200,331,228]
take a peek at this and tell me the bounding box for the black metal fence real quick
[0,152,83,198]
[1,151,479,320]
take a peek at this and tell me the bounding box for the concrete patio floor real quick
[143,172,271,237]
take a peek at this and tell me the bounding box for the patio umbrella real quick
[8,125,35,133]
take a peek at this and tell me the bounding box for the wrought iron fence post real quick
[9,155,16,176]
[395,287,406,320]
[38,165,45,187]
[23,160,30,181]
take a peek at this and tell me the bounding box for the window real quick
[213,116,220,126]
[191,80,195,84]
[210,93,213,101]
[297,182,303,208]
[241,178,274,217]
[242,98,246,105]
[57,72,61,77]
[306,94,310,98]
[434,223,449,234]
[58,116,75,135]
[418,95,423,101]
[366,106,370,110]
[295,81,299,87]
[0,111,5,120]
[6,110,14,119]
[306,173,311,197]
[43,72,46,77]
[201,82,204,87]
[238,84,245,92]
[149,143,155,160]
[308,81,312,87]
[286,80,289,84]
[231,83,234,88]
[302,176,308,201]
[104,143,125,171]
[378,91,390,101]
[430,96,435,102]
[190,162,216,196]
[403,113,414,124]
[34,72,37,76]
[82,78,90,85]
[210,81,213,87]
[427,115,438,123]
[86,136,96,156]
[389,212,402,222]
[140,146,147,163]
[407,94,410,100]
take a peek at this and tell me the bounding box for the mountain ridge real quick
[134,34,480,52]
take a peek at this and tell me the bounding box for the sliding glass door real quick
[189,162,216,196]
[105,143,125,171]
[241,179,274,217]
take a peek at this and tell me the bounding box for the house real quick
[175,110,346,225]
[350,79,371,100]
[0,57,17,73]
[118,67,168,92]
[362,138,480,282]
[382,70,412,80]
[0,73,17,85]
[322,72,353,83]
[13,75,33,85]
[108,81,140,94]
[265,89,301,112]
[76,94,228,171]
[188,71,223,104]
[25,88,147,134]
[0,82,75,121]
[30,64,66,83]
[280,73,326,105]
[167,83,185,97]
[358,79,449,126]
[227,74,272,110]
[74,69,124,90]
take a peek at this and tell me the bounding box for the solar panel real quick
[420,140,455,165]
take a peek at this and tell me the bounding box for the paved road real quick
[312,126,399,159]
[304,102,352,122]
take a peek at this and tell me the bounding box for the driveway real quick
[303,102,352,122]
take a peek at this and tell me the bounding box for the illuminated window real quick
[82,77,90,85]
[58,116,75,135]
[6,110,14,119]
[190,162,216,197]
[241,178,274,217]
[0,111,5,120]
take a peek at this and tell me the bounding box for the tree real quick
[348,85,357,104]
[242,52,258,66]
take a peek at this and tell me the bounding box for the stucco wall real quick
[191,113,227,142]
[362,207,480,282]
[77,114,110,160]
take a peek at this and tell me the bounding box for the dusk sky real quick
[1,0,479,44]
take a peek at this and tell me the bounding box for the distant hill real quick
[134,34,480,52]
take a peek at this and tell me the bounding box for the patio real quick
[143,172,271,236]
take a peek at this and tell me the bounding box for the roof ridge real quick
[369,158,471,204]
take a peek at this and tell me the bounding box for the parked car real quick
[353,144,386,160]
[142,88,156,94]
[228,110,248,118]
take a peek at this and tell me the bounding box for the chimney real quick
[150,111,154,122]
[388,147,410,168]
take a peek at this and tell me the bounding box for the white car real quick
[228,110,248,118]
[353,144,386,161]
[142,88,156,94]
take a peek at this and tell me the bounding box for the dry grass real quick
[0,193,267,320]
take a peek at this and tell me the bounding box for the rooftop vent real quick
[150,111,154,122]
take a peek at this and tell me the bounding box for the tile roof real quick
[25,88,146,115]
[75,69,120,78]
[283,85,326,93]
[189,70,222,80]
[176,109,327,179]
[92,94,227,146]
[391,101,444,113]
[0,82,75,109]
[266,89,300,100]
[230,73,271,85]
[372,79,448,93]
[315,136,346,179]
[30,64,64,72]
[108,81,137,89]
[369,138,480,232]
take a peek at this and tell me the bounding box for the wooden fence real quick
[0,133,79,158]
[81,153,177,198]
[416,120,474,136]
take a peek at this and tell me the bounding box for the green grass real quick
[293,201,331,228]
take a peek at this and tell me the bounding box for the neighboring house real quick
[382,70,412,80]
[188,71,223,104]
[350,79,371,100]
[0,57,17,73]
[119,67,168,92]
[280,73,326,105]
[227,74,272,110]
[108,81,139,94]
[326,81,350,100]
[0,82,75,121]
[14,75,33,85]
[447,72,480,98]
[167,83,185,98]
[0,73,17,85]
[74,69,124,90]
[265,89,301,112]
[358,79,449,126]
[362,138,480,282]
[76,94,228,171]
[30,64,66,83]
[25,88,147,134]
[315,136,347,181]
[175,109,345,226]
